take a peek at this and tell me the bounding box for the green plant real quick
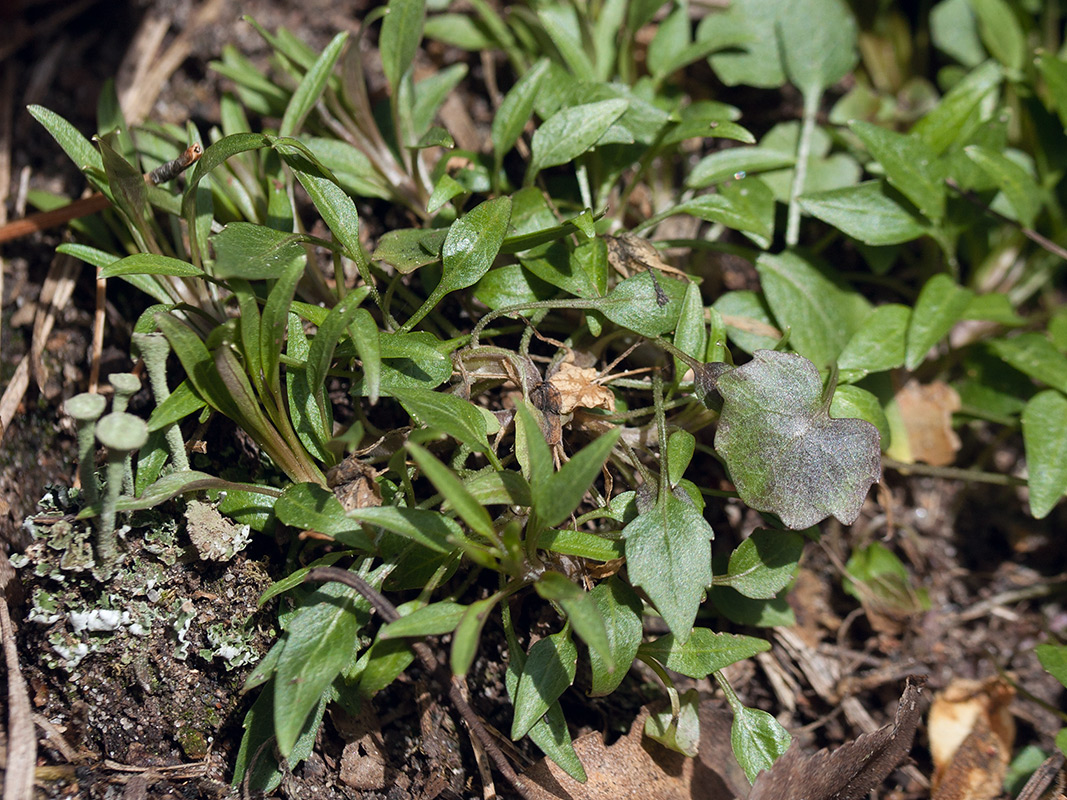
[27,0,1067,794]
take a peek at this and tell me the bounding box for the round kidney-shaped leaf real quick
[714,350,881,529]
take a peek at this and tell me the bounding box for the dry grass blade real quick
[1,553,37,800]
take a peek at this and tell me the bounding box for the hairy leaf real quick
[714,350,881,529]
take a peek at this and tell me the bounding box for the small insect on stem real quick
[147,142,203,186]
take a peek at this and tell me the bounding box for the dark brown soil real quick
[2,2,1066,799]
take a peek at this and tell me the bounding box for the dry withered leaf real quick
[523,701,744,800]
[326,455,382,512]
[892,380,962,467]
[749,676,926,800]
[929,677,1015,800]
[605,233,689,278]
[549,362,616,414]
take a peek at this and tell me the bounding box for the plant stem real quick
[786,89,820,247]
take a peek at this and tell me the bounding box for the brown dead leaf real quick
[749,676,926,800]
[929,677,1015,800]
[605,233,688,278]
[549,362,616,414]
[523,701,744,800]
[892,380,962,467]
[327,455,382,512]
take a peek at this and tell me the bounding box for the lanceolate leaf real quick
[380,0,426,92]
[849,120,945,221]
[1021,391,1067,519]
[279,32,347,138]
[534,572,613,670]
[273,570,381,756]
[639,628,770,678]
[403,195,512,331]
[777,0,857,97]
[799,180,929,245]
[623,491,714,641]
[511,630,578,741]
[588,578,643,697]
[714,350,881,529]
[905,274,974,370]
[527,98,629,182]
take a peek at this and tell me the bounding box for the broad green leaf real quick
[405,442,495,540]
[279,32,347,137]
[905,274,974,369]
[511,630,578,740]
[473,263,557,310]
[667,429,697,488]
[211,222,306,280]
[379,601,467,639]
[969,0,1025,71]
[912,60,1001,156]
[777,0,857,97]
[964,145,1041,228]
[348,502,469,554]
[931,0,985,67]
[830,385,890,448]
[534,427,620,527]
[655,177,775,245]
[1036,643,1067,688]
[461,469,532,508]
[275,482,372,545]
[623,491,714,641]
[799,180,929,245]
[645,688,702,757]
[849,121,945,221]
[687,147,795,189]
[1022,391,1067,519]
[600,270,688,337]
[372,228,447,273]
[713,291,780,354]
[720,530,804,599]
[714,350,881,529]
[988,333,1067,394]
[400,388,494,458]
[647,2,691,81]
[756,250,870,368]
[540,529,625,561]
[404,196,512,331]
[492,59,551,166]
[527,98,629,181]
[838,304,910,380]
[731,705,792,783]
[588,578,643,696]
[1037,53,1067,130]
[100,254,204,279]
[273,577,371,756]
[640,628,770,678]
[963,293,1024,326]
[380,0,426,91]
[352,638,413,696]
[503,608,586,781]
[354,331,453,396]
[702,0,787,88]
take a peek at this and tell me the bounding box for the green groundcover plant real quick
[24,0,1067,792]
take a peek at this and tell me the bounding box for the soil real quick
[2,2,1066,800]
